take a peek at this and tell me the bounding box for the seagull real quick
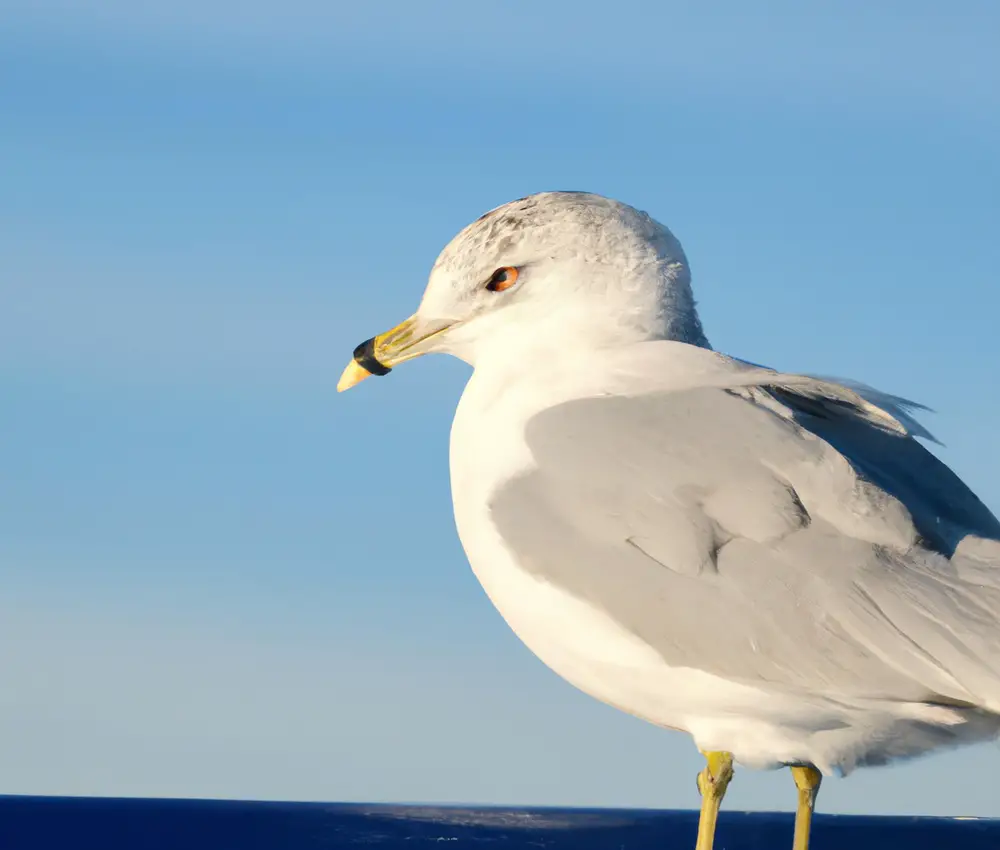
[337,191,1000,850]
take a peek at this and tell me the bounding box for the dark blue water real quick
[1,796,997,849]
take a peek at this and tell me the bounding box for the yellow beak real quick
[336,360,377,393]
[337,314,453,392]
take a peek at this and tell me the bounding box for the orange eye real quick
[486,266,519,292]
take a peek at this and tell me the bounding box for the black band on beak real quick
[353,337,392,376]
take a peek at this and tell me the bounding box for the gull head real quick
[338,191,709,391]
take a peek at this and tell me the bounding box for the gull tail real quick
[878,536,1000,715]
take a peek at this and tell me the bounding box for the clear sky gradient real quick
[3,0,1000,817]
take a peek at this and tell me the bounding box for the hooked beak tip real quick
[337,360,373,392]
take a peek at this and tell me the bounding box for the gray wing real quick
[749,382,1000,555]
[489,381,1000,706]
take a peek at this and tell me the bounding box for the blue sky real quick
[3,0,1000,816]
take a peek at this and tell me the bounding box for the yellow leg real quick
[694,750,734,850]
[790,765,822,850]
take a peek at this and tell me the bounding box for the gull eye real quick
[485,266,519,293]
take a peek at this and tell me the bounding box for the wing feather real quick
[488,375,1000,707]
